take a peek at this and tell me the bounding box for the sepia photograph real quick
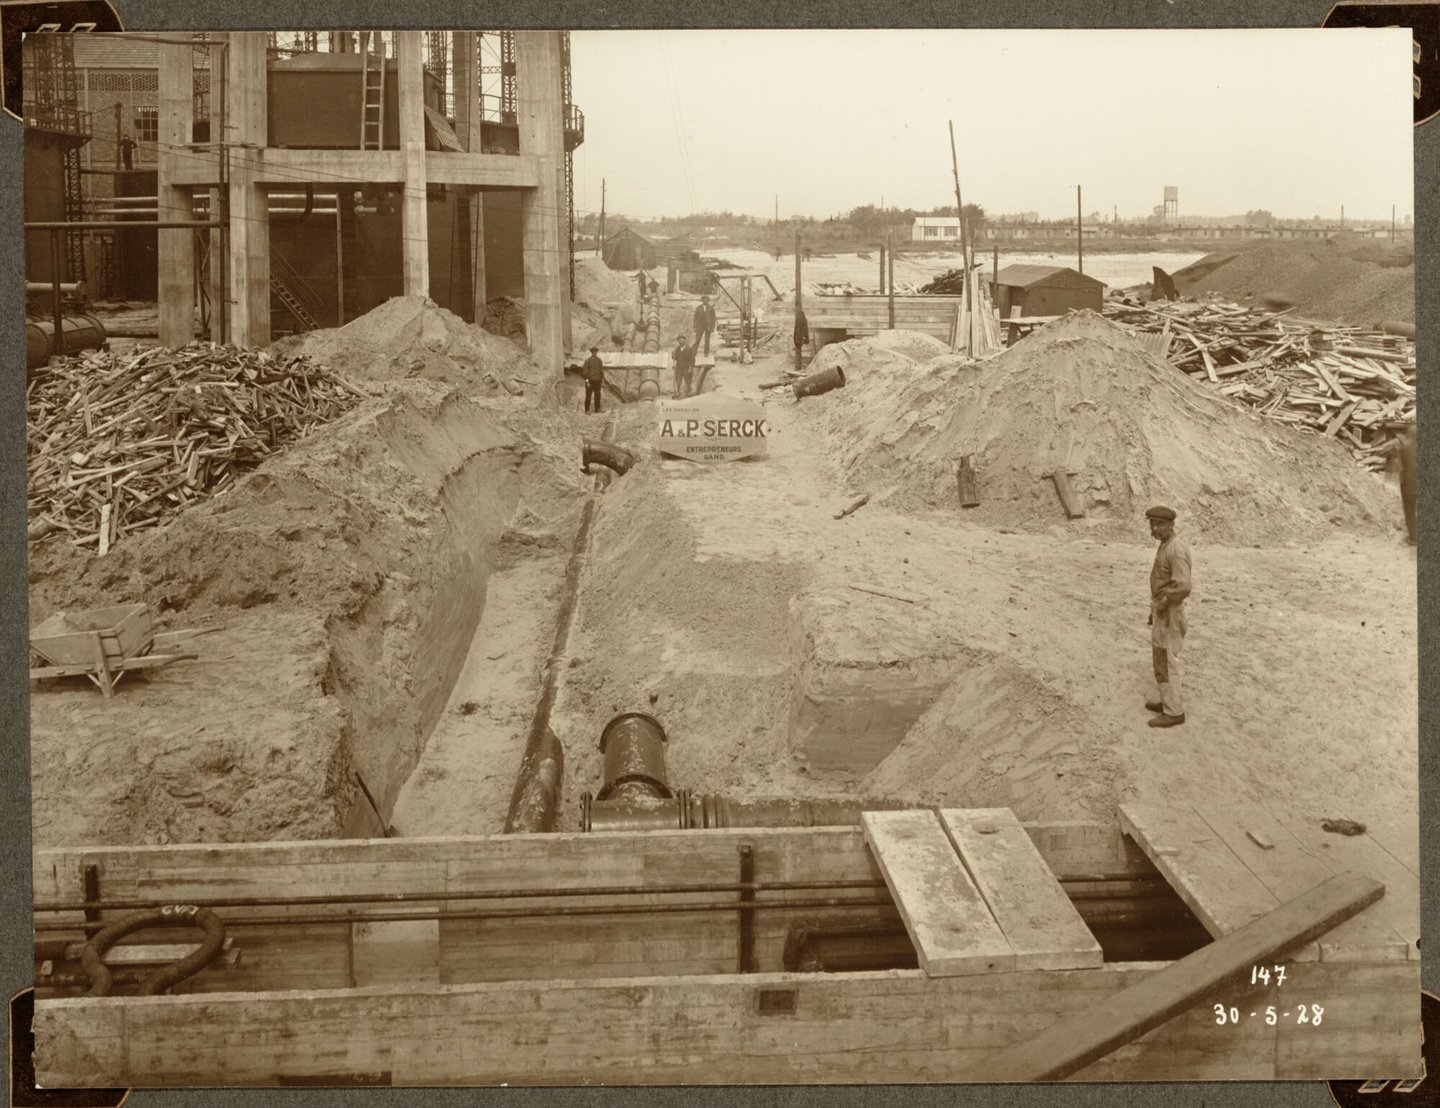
[6,13,1427,1099]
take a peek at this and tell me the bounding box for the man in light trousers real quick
[1145,505,1191,728]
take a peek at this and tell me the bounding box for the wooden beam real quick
[1050,469,1084,519]
[31,947,1416,1087]
[979,872,1386,1082]
[939,809,1101,971]
[861,810,1013,976]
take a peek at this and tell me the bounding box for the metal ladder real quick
[359,32,386,150]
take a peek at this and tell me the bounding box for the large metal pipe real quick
[581,440,636,476]
[579,793,912,833]
[27,314,107,368]
[596,712,670,800]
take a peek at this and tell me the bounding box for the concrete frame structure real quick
[157,31,566,369]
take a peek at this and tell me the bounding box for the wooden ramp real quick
[862,809,1101,976]
[1119,803,1414,963]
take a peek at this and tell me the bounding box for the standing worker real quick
[120,133,137,171]
[793,307,810,369]
[1144,506,1191,728]
[693,295,717,357]
[1385,424,1417,545]
[672,336,695,399]
[582,346,606,414]
[636,270,647,307]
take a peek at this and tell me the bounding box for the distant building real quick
[911,216,962,242]
[602,225,657,271]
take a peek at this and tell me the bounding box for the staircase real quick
[269,251,324,332]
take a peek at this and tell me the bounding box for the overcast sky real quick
[569,29,1414,224]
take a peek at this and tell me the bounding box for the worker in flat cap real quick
[581,346,606,414]
[1145,505,1191,727]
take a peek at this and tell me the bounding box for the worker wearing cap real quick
[582,346,605,414]
[693,296,717,357]
[672,336,695,399]
[1145,505,1191,727]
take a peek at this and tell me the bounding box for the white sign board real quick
[657,395,769,462]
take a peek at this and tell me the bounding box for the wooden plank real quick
[1190,803,1407,963]
[1050,469,1084,519]
[1119,803,1280,938]
[939,808,1102,971]
[980,872,1385,1081]
[32,936,1410,1087]
[1307,828,1420,960]
[861,810,1013,976]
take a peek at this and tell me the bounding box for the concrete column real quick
[225,32,270,347]
[453,31,486,320]
[514,31,565,371]
[157,39,195,346]
[396,31,429,298]
[207,187,223,339]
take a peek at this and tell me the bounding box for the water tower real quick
[1163,185,1179,224]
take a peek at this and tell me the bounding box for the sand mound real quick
[276,295,537,390]
[1173,238,1414,324]
[574,256,644,308]
[807,312,1393,545]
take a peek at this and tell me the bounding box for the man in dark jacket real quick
[693,296,717,356]
[672,337,695,398]
[793,308,810,371]
[1386,425,1417,545]
[582,346,606,413]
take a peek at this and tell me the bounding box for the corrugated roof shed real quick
[994,264,1103,288]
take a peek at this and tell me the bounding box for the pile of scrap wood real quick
[1103,298,1414,470]
[917,268,970,295]
[27,344,367,552]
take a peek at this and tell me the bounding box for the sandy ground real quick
[548,337,1416,873]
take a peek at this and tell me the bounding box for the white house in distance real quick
[911,216,962,242]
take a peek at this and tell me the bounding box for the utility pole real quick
[1392,203,1396,242]
[597,179,605,256]
[794,227,803,372]
[774,194,779,260]
[886,229,895,329]
[1341,204,1345,230]
[947,120,970,312]
[1076,185,1084,275]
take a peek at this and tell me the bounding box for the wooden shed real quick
[602,226,657,271]
[991,264,1104,320]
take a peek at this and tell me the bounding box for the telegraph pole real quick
[774,195,779,259]
[597,179,605,255]
[948,120,969,311]
[1076,185,1084,275]
[794,227,803,372]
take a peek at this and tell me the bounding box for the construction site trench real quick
[28,260,1416,883]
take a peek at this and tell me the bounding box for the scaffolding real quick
[29,33,89,282]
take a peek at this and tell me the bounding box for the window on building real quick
[134,109,158,143]
[924,226,938,238]
[943,226,957,237]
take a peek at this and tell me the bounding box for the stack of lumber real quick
[27,344,366,552]
[1103,299,1415,469]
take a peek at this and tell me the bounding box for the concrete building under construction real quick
[23,31,582,370]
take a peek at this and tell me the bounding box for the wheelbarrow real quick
[29,603,200,698]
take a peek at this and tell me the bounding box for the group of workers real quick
[580,291,722,413]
